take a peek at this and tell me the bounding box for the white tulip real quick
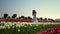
[18,29,20,32]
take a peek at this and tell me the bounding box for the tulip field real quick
[0,22,60,34]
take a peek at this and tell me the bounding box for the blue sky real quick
[0,0,60,19]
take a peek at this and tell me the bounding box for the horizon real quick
[0,0,60,19]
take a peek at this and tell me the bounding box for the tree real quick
[27,16,32,20]
[12,14,17,18]
[3,13,8,18]
[51,19,54,21]
[48,18,51,20]
[48,18,53,21]
[44,18,47,21]
[30,17,32,20]
[8,16,10,18]
[40,17,43,20]
[18,17,21,19]
[21,16,24,18]
[24,17,28,19]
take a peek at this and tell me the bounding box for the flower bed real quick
[0,22,60,34]
[41,26,60,34]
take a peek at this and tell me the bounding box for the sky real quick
[0,0,60,19]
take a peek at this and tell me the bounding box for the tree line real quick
[3,13,55,22]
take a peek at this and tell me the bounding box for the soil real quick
[34,31,42,34]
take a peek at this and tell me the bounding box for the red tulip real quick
[50,28,55,34]
[57,29,60,33]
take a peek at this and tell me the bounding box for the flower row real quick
[0,22,60,34]
[41,26,60,34]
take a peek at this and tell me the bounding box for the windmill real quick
[32,10,37,22]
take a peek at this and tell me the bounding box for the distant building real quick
[55,18,60,22]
